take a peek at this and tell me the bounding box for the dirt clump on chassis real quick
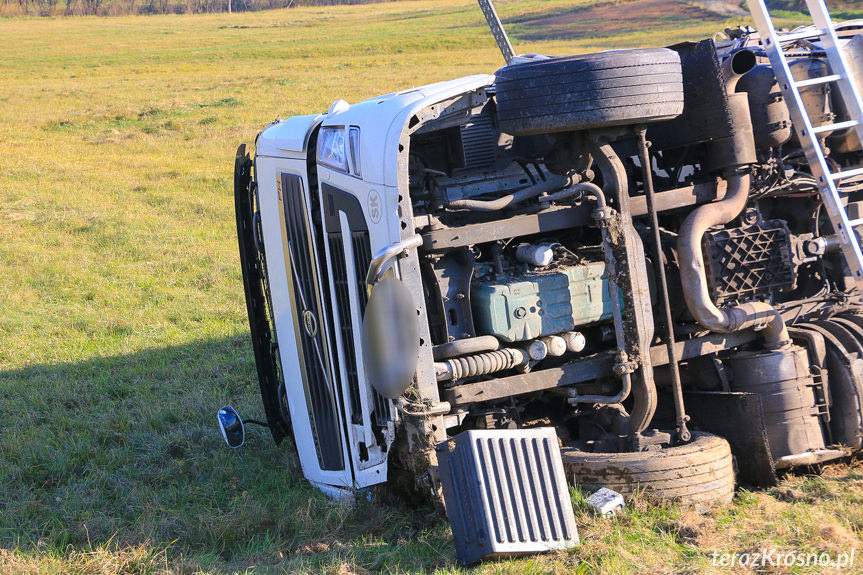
[233,18,863,508]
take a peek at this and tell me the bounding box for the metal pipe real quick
[433,335,500,361]
[721,48,757,93]
[677,173,792,348]
[636,127,691,442]
[394,398,452,416]
[568,370,631,405]
[365,234,423,293]
[446,175,570,212]
[579,181,607,210]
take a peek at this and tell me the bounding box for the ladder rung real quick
[793,74,843,88]
[847,218,863,228]
[812,119,863,135]
[777,28,828,43]
[830,166,863,181]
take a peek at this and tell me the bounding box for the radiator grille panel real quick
[476,436,572,544]
[280,173,344,471]
[328,232,363,421]
[438,428,579,564]
[461,115,497,169]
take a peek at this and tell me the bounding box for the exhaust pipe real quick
[677,172,791,348]
[678,53,790,350]
[720,49,757,93]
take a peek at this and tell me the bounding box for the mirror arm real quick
[242,418,273,429]
[365,235,423,295]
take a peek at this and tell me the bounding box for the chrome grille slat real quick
[280,173,344,471]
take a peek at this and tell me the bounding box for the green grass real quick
[0,1,861,573]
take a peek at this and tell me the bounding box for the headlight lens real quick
[317,127,347,171]
[348,127,361,177]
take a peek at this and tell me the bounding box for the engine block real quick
[471,261,613,343]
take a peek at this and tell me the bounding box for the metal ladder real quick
[747,0,863,283]
[477,0,514,64]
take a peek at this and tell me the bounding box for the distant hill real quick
[502,0,863,45]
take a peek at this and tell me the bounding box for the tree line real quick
[1,0,388,16]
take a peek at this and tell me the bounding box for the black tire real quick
[495,48,684,136]
[561,432,735,507]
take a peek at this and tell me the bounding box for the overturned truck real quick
[232,12,863,507]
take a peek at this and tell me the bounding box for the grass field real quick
[2,0,863,573]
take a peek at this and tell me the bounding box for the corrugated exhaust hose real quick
[434,348,529,381]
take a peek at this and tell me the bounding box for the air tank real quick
[790,58,836,141]
[737,58,836,150]
[828,34,863,154]
[725,345,827,468]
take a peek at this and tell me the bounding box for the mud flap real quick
[436,428,579,565]
[684,391,778,487]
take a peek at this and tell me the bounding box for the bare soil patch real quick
[508,0,728,41]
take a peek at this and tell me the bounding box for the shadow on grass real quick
[0,336,452,573]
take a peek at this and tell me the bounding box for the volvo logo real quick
[302,310,319,338]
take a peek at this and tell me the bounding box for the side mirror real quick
[217,406,245,448]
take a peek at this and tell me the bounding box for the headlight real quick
[348,127,361,177]
[317,127,347,172]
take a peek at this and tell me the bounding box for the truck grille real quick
[280,173,344,471]
[323,184,392,431]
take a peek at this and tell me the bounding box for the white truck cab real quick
[246,75,495,494]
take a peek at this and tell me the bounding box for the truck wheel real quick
[494,48,684,136]
[560,432,735,507]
